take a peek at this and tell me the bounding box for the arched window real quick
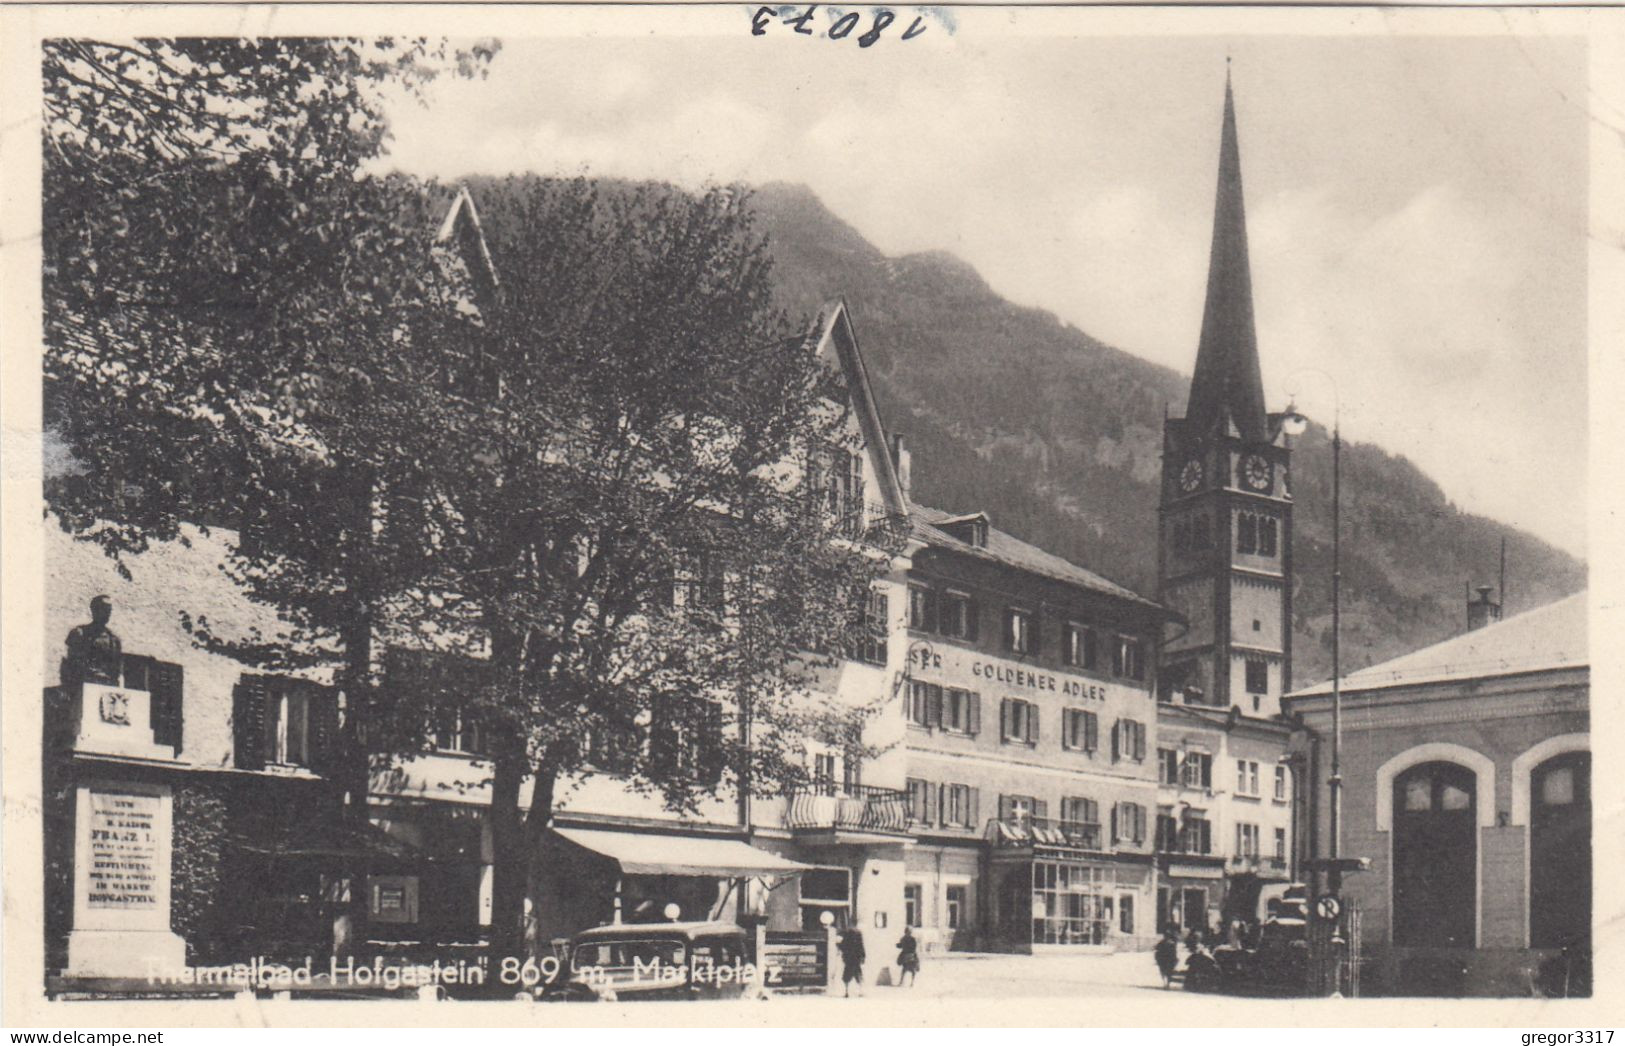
[1392,761,1476,948]
[1530,750,1590,949]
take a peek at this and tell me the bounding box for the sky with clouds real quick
[374,13,1590,558]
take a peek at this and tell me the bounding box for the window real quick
[1181,752,1213,790]
[939,591,978,641]
[1062,623,1096,669]
[1004,608,1036,655]
[1274,827,1287,861]
[1258,517,1278,557]
[1112,719,1146,762]
[945,886,966,930]
[1112,802,1146,845]
[1113,636,1144,680]
[904,884,923,928]
[1180,815,1212,855]
[941,689,980,735]
[1236,760,1260,796]
[1159,748,1181,786]
[1156,813,1179,852]
[1059,795,1098,828]
[906,778,933,825]
[267,686,311,766]
[941,784,977,828]
[432,711,489,757]
[1062,708,1099,753]
[999,794,1044,823]
[1119,895,1135,935]
[1274,765,1288,801]
[813,752,837,795]
[843,753,863,795]
[652,702,724,785]
[1001,698,1039,745]
[1191,515,1211,550]
[908,586,938,632]
[856,588,889,666]
[1237,512,1258,554]
[1236,822,1260,858]
[1246,658,1269,695]
[907,681,942,728]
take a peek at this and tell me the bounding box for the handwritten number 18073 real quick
[751,6,929,47]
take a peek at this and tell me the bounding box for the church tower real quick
[1158,72,1294,717]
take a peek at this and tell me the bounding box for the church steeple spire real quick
[1185,70,1268,443]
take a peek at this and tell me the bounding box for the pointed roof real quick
[1184,71,1269,443]
[804,300,910,517]
[1287,592,1587,697]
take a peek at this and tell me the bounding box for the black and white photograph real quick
[3,2,1621,1029]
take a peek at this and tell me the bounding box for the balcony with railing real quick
[987,816,1106,852]
[784,784,912,840]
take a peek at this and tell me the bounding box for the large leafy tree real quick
[378,176,905,961]
[42,37,495,951]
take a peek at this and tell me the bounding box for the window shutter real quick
[966,599,980,642]
[938,784,949,827]
[968,788,980,830]
[121,653,152,692]
[1032,799,1048,822]
[1111,721,1120,762]
[1000,699,1012,740]
[923,590,939,633]
[1110,803,1119,843]
[928,685,943,729]
[1134,722,1147,761]
[998,794,1015,822]
[924,781,938,826]
[1202,756,1213,789]
[308,683,340,773]
[966,693,981,736]
[698,703,726,786]
[1134,805,1146,843]
[1084,711,1099,753]
[233,677,268,771]
[149,659,184,752]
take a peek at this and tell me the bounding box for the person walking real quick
[895,927,920,987]
[838,928,867,997]
[1154,928,1180,988]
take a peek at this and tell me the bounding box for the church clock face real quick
[1180,459,1203,493]
[1243,453,1272,492]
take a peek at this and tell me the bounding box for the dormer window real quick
[938,513,990,548]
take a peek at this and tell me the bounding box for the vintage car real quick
[544,921,768,1002]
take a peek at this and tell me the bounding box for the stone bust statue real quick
[63,595,123,687]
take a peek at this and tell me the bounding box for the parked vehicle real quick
[544,921,768,1002]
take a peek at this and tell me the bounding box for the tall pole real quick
[1329,420,1343,888]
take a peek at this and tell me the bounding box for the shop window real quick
[904,883,923,928]
[1004,608,1036,655]
[1392,761,1476,948]
[1062,708,1099,753]
[1062,623,1096,669]
[1001,699,1039,745]
[939,590,978,641]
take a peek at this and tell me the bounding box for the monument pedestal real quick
[66,782,187,980]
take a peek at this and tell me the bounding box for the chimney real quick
[890,433,912,500]
[1466,584,1502,632]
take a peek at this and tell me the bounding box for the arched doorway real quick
[1529,750,1590,949]
[1392,761,1476,948]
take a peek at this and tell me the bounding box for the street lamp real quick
[1280,371,1344,894]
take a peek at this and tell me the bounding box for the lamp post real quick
[1280,371,1342,892]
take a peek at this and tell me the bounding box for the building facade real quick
[1283,593,1590,997]
[898,506,1165,954]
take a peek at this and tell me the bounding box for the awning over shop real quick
[551,826,813,878]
